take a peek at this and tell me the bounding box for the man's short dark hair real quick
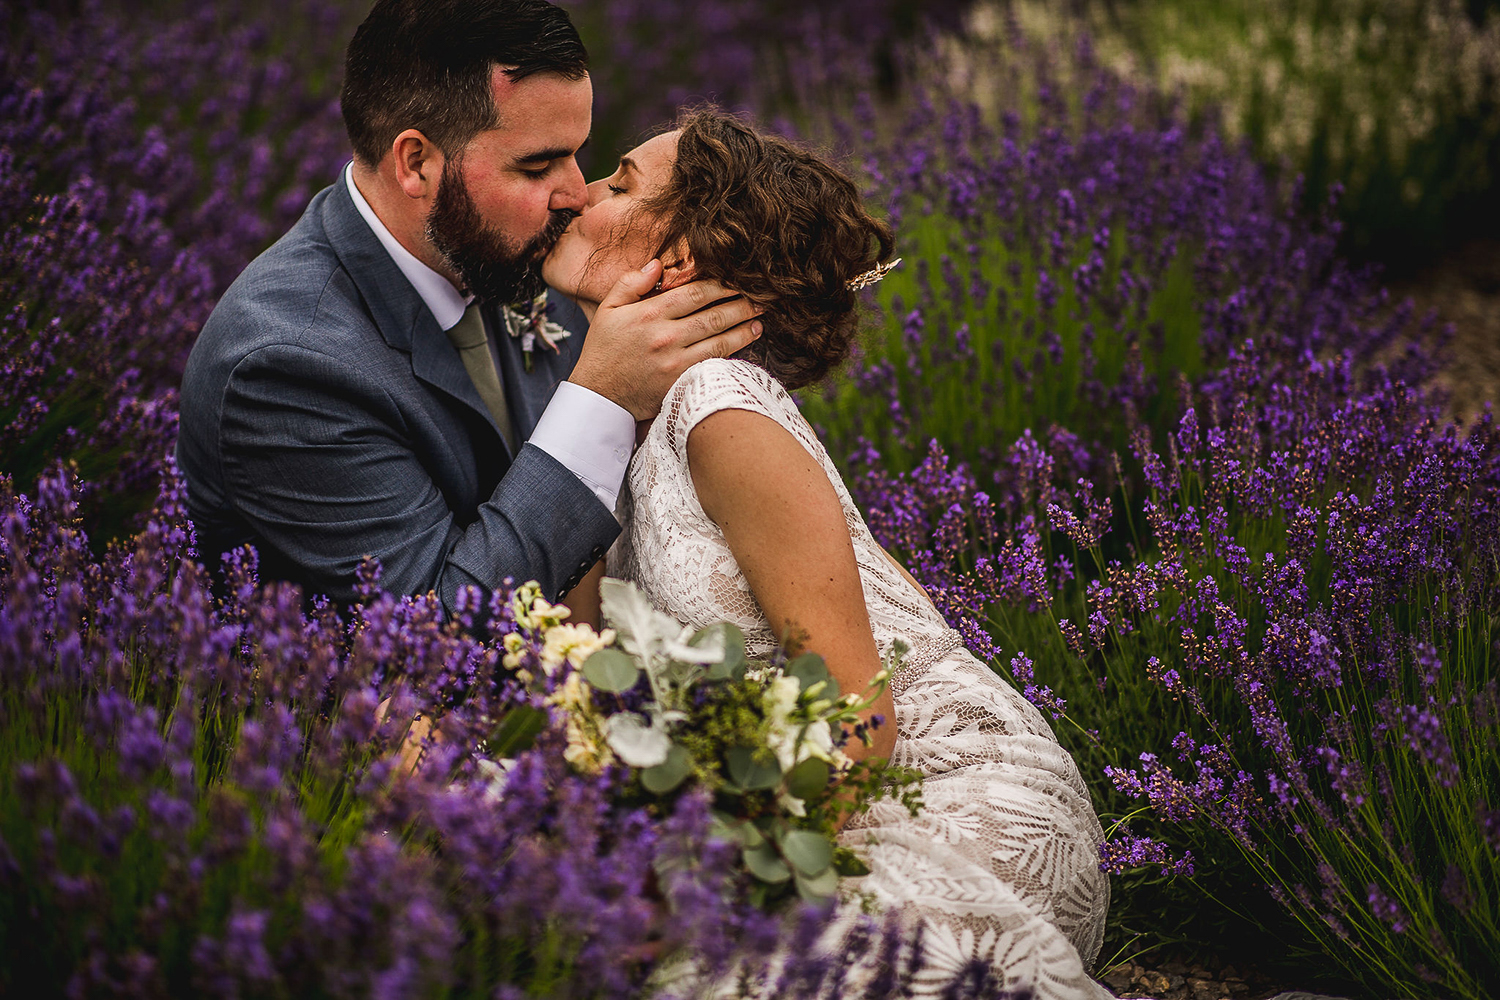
[342,0,589,167]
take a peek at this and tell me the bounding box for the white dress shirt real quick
[343,164,633,510]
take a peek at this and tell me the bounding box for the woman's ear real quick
[659,249,697,292]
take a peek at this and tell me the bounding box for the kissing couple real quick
[176,0,1111,996]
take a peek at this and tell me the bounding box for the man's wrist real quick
[563,368,644,421]
[528,381,635,511]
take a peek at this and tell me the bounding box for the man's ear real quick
[392,129,444,200]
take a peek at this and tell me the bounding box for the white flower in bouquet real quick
[764,674,836,774]
[547,672,614,775]
[509,581,570,632]
[548,670,592,711]
[540,623,617,676]
[563,715,613,774]
[501,632,528,672]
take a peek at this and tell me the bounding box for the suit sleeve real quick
[218,342,619,609]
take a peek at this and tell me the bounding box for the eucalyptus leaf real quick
[785,757,831,801]
[641,743,693,793]
[604,712,672,767]
[787,652,837,698]
[794,865,841,901]
[779,829,834,875]
[742,843,792,884]
[734,820,765,849]
[486,705,548,757]
[697,622,747,680]
[582,648,640,693]
[726,745,781,790]
[709,813,765,848]
[708,811,738,844]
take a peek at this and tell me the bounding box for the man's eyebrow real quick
[516,137,590,166]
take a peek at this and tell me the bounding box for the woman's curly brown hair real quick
[640,108,895,389]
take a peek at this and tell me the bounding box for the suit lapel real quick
[321,181,511,457]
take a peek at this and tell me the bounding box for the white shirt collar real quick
[343,162,471,331]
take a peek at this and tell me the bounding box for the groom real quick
[177,0,761,611]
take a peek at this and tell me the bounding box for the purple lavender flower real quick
[1098,827,1196,877]
[1366,884,1410,934]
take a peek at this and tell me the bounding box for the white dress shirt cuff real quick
[528,381,635,512]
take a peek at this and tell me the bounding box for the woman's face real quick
[542,130,679,314]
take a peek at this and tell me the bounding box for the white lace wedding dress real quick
[610,358,1112,1000]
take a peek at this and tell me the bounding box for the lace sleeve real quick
[658,358,811,463]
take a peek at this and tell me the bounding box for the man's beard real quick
[426,160,576,307]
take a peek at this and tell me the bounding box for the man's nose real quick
[552,160,588,214]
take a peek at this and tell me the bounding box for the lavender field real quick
[2,0,1497,997]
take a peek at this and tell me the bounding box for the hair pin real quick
[847,257,902,291]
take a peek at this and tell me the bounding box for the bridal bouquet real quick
[488,579,921,910]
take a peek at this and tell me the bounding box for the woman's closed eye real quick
[606,183,626,195]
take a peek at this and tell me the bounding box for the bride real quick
[540,109,1112,1000]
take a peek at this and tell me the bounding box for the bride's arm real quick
[561,560,606,630]
[687,407,897,763]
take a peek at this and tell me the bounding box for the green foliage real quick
[0,631,440,995]
[806,212,1204,476]
[1007,0,1500,270]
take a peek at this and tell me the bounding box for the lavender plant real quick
[850,343,1499,993]
[0,465,801,998]
[562,0,977,172]
[802,27,1443,487]
[0,0,350,529]
[1,463,1033,998]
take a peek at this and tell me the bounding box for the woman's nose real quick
[584,176,611,207]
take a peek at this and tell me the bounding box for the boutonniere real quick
[502,291,571,373]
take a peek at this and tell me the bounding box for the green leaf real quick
[743,842,792,883]
[735,820,765,849]
[748,882,769,910]
[785,757,831,801]
[710,813,765,848]
[641,743,693,794]
[486,705,548,757]
[708,810,738,843]
[582,648,640,693]
[787,653,838,698]
[699,622,748,680]
[779,829,834,875]
[794,865,841,901]
[726,745,781,790]
[832,846,870,877]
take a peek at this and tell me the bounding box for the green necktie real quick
[446,302,519,454]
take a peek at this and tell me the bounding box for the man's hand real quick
[568,259,763,419]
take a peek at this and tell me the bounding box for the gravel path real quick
[1097,958,1364,1000]
[1100,959,1285,1000]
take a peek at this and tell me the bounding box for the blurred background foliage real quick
[1004,0,1500,275]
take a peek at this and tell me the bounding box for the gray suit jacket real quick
[177,180,620,609]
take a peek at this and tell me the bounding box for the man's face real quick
[426,69,592,305]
